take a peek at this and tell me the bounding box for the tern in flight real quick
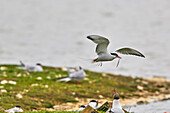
[87,35,145,67]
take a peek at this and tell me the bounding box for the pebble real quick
[8,81,17,85]
[1,89,7,93]
[137,85,144,91]
[16,93,23,99]
[37,77,42,80]
[0,67,7,70]
[1,80,8,84]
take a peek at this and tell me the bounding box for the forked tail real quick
[58,77,71,82]
[19,60,25,67]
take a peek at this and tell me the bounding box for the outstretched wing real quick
[87,35,110,55]
[116,47,145,58]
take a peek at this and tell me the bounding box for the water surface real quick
[0,1,170,112]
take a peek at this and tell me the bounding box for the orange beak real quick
[113,88,116,94]
[116,56,121,59]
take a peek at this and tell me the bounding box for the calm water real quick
[130,100,170,113]
[0,0,170,112]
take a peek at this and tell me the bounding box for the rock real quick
[142,81,148,85]
[84,77,89,81]
[0,67,7,70]
[137,100,144,105]
[1,80,8,84]
[16,93,23,99]
[99,95,104,99]
[137,85,144,91]
[31,84,39,87]
[72,92,76,95]
[1,89,7,93]
[102,73,107,77]
[61,67,67,71]
[16,73,22,77]
[8,81,16,85]
[36,77,42,80]
[45,85,48,88]
[0,86,4,89]
[46,76,51,79]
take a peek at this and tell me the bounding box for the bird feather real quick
[116,48,145,58]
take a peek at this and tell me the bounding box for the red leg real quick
[93,58,98,63]
[77,81,81,84]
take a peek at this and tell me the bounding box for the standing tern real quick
[59,66,86,82]
[110,89,125,113]
[19,60,43,72]
[4,106,23,112]
[87,35,145,67]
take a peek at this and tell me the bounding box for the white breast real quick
[98,53,115,61]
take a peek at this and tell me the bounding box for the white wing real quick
[87,35,110,55]
[24,65,43,72]
[67,67,78,74]
[116,47,145,58]
[26,66,36,72]
[70,69,86,81]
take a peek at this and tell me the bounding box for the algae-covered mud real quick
[0,64,169,112]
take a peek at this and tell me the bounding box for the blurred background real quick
[0,1,170,112]
[0,0,170,79]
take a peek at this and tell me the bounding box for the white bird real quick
[77,105,86,111]
[4,106,23,113]
[106,108,113,113]
[110,89,125,113]
[67,66,79,74]
[87,35,145,67]
[59,66,86,82]
[89,100,98,109]
[19,60,43,72]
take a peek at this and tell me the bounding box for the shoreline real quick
[0,64,170,111]
[42,88,170,111]
[41,68,170,111]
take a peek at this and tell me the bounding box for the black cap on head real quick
[111,53,118,56]
[113,89,119,100]
[90,100,98,107]
[16,106,21,108]
[79,66,82,70]
[90,100,97,102]
[36,63,42,66]
[80,105,86,108]
[87,36,94,40]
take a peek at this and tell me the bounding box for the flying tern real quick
[87,35,145,67]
